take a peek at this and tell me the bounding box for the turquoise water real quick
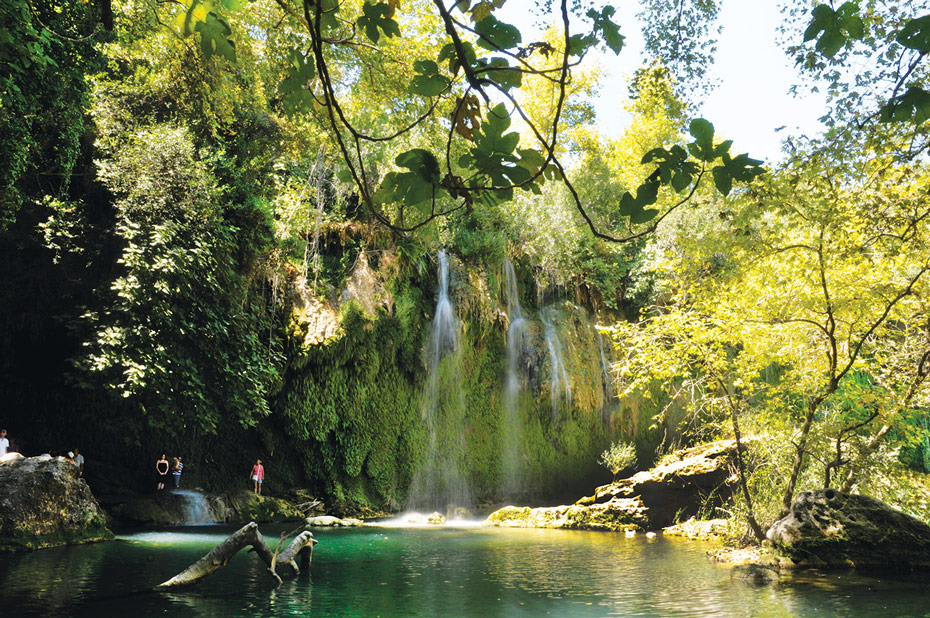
[1,524,928,617]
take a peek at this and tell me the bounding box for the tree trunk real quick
[730,406,766,541]
[157,522,318,589]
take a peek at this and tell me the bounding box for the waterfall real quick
[406,250,471,514]
[172,490,213,524]
[541,305,572,422]
[501,258,528,496]
[597,328,614,422]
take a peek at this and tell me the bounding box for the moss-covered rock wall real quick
[274,249,665,511]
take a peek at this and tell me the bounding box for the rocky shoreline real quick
[5,447,930,576]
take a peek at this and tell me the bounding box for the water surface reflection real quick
[1,525,928,617]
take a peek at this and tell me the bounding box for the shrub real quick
[599,441,637,479]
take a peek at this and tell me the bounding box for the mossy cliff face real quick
[276,250,666,510]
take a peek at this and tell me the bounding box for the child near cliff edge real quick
[251,459,264,495]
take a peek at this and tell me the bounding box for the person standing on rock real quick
[156,454,169,490]
[73,448,85,476]
[172,456,183,488]
[251,459,264,495]
[0,429,8,455]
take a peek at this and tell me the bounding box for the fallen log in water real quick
[157,521,318,588]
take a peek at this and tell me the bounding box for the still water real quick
[1,523,928,617]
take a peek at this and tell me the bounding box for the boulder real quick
[767,489,930,569]
[0,456,113,551]
[426,512,446,525]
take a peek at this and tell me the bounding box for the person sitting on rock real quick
[0,429,8,455]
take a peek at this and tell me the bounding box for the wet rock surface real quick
[767,489,930,570]
[0,456,113,551]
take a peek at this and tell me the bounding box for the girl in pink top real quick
[251,459,264,495]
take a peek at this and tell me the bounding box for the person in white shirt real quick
[0,429,8,455]
[73,448,85,476]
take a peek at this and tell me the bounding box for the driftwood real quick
[157,521,318,589]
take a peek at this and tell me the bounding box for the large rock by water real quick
[766,489,930,569]
[0,456,113,551]
[486,440,739,531]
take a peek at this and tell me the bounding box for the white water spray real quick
[406,250,471,513]
[541,305,572,422]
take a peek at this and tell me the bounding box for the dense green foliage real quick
[0,0,927,528]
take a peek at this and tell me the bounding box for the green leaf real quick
[713,139,733,159]
[879,87,930,125]
[439,41,477,75]
[195,12,236,62]
[375,149,443,208]
[475,57,522,90]
[803,2,863,58]
[671,170,692,193]
[568,33,596,57]
[712,166,733,196]
[617,192,641,217]
[408,60,450,96]
[395,149,441,183]
[688,118,715,162]
[617,179,660,222]
[474,15,521,51]
[516,148,546,176]
[279,49,315,114]
[357,1,400,44]
[587,6,624,55]
[466,104,531,188]
[282,89,315,116]
[896,15,930,52]
[712,153,765,196]
[474,103,519,155]
[630,208,659,224]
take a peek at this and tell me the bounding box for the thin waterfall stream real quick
[406,250,471,514]
[597,327,615,422]
[541,305,572,422]
[501,258,527,497]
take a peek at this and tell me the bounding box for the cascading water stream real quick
[541,305,572,422]
[406,250,471,514]
[172,489,214,524]
[501,258,528,496]
[597,327,615,422]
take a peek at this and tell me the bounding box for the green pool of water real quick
[1,524,928,617]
